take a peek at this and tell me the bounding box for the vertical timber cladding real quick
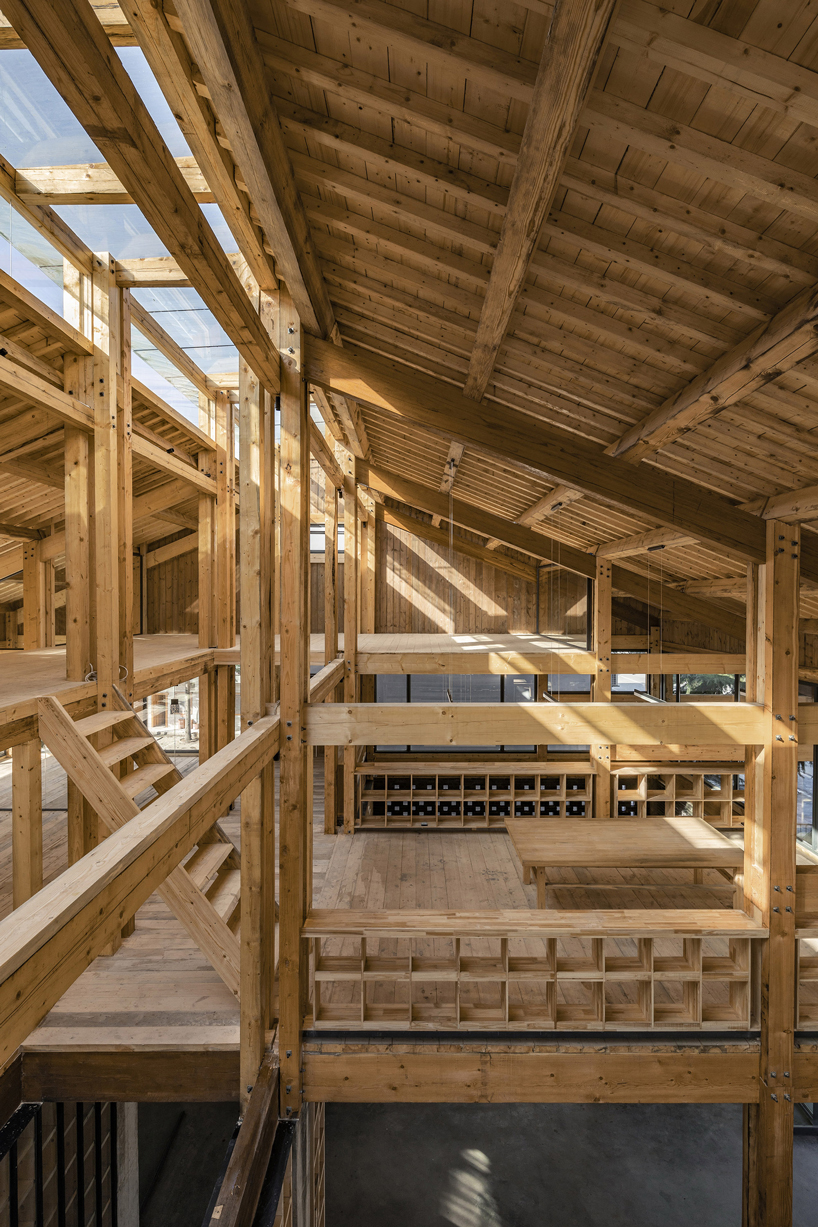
[279,288,310,1116]
[743,522,799,1223]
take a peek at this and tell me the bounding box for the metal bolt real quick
[790,736,796,741]
[771,1093,779,1102]
[773,906,780,912]
[287,734,292,740]
[784,1071,791,1077]
[774,886,781,891]
[776,714,783,720]
[785,1094,792,1102]
[286,1084,292,1093]
[771,1071,777,1077]
[787,885,794,892]
[776,735,784,741]
[786,906,793,912]
[286,1050,292,1058]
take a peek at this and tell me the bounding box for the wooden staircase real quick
[37,689,242,996]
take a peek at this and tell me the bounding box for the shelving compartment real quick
[308,932,761,1031]
[355,764,595,828]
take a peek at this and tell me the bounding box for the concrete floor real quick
[326,1103,818,1227]
[138,1101,238,1227]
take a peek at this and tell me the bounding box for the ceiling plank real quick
[584,89,818,226]
[360,464,747,640]
[609,282,818,463]
[170,0,334,338]
[614,0,818,132]
[303,335,773,567]
[463,0,630,399]
[2,0,280,395]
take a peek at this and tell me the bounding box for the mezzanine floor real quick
[9,757,747,1078]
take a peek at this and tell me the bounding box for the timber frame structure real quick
[1,0,818,1221]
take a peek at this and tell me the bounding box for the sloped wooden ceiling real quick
[6,0,818,617]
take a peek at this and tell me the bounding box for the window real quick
[374,674,536,753]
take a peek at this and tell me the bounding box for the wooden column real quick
[198,394,218,761]
[22,541,46,651]
[279,290,310,1117]
[323,476,339,835]
[342,450,358,834]
[12,738,42,908]
[591,559,612,817]
[118,288,134,702]
[743,525,799,1225]
[238,285,276,1106]
[63,261,91,682]
[91,252,121,714]
[215,389,236,751]
[359,489,376,705]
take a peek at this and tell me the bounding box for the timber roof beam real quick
[166,0,335,339]
[462,0,616,401]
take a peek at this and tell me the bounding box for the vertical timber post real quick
[743,523,799,1225]
[279,289,310,1117]
[342,449,358,834]
[12,738,42,908]
[591,559,612,817]
[63,259,91,682]
[323,471,339,835]
[237,274,275,1108]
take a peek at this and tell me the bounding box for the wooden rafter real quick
[518,486,584,524]
[594,528,699,559]
[462,0,616,400]
[2,0,280,395]
[169,0,335,339]
[126,0,278,292]
[609,283,818,463]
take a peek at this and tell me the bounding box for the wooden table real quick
[505,815,745,909]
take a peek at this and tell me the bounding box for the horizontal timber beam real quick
[132,435,216,493]
[302,1048,760,1103]
[304,702,766,747]
[304,337,788,573]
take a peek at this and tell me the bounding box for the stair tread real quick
[120,761,177,800]
[206,869,242,922]
[73,710,134,737]
[184,842,233,890]
[98,734,154,767]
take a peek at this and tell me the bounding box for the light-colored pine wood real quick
[12,738,42,909]
[278,288,310,1117]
